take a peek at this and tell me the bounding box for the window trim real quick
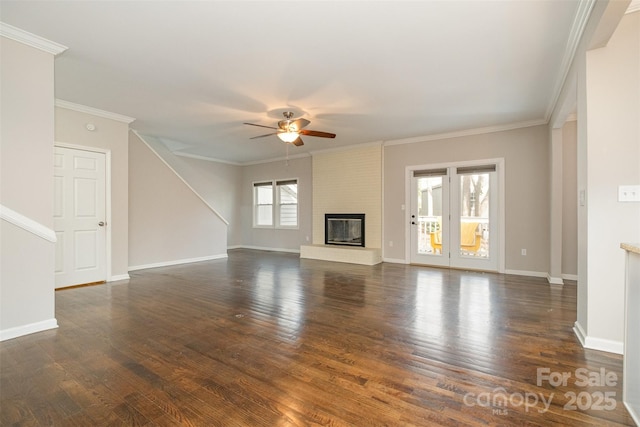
[252,178,299,229]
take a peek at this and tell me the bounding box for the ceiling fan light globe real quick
[278,132,299,143]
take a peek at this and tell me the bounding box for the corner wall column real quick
[548,126,564,285]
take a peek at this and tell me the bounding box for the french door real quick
[409,161,501,272]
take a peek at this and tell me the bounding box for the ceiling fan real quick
[244,111,336,146]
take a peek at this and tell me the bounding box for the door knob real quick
[98,221,106,227]
[411,221,416,225]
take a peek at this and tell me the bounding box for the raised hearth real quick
[300,244,381,265]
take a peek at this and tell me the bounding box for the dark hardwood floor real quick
[0,249,634,426]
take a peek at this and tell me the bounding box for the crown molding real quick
[627,0,640,14]
[544,0,597,122]
[171,148,312,167]
[55,99,136,124]
[240,152,311,166]
[308,140,383,157]
[239,140,384,166]
[0,22,67,55]
[383,119,547,147]
[173,151,242,166]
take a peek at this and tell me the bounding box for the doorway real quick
[54,146,108,288]
[408,160,503,272]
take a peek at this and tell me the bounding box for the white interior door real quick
[409,162,501,272]
[54,146,107,288]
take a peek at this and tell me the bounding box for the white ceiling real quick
[1,1,584,164]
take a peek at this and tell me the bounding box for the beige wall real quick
[240,156,313,251]
[128,133,228,267]
[1,39,56,226]
[55,107,130,278]
[312,145,383,248]
[562,120,578,277]
[578,11,640,348]
[384,125,550,273]
[175,156,241,246]
[0,37,57,336]
[138,135,241,246]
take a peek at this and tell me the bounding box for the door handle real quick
[98,221,106,227]
[411,221,416,225]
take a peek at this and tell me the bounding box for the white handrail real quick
[0,204,57,243]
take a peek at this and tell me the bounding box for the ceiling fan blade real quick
[300,129,336,138]
[292,137,304,146]
[289,118,310,132]
[250,132,278,139]
[244,122,279,130]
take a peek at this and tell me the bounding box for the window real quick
[277,179,298,227]
[253,182,273,226]
[253,179,298,228]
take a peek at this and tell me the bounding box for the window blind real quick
[456,164,496,175]
[413,168,448,177]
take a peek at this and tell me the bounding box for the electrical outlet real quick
[521,249,527,256]
[619,185,640,202]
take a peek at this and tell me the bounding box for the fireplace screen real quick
[325,214,365,247]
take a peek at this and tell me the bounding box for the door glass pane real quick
[459,173,489,258]
[417,176,443,256]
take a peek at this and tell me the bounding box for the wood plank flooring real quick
[0,249,634,426]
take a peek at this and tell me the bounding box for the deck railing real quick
[416,216,489,257]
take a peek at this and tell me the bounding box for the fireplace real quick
[325,214,365,247]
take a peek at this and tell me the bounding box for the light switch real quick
[618,185,640,202]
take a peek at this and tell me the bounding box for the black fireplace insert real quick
[325,213,365,247]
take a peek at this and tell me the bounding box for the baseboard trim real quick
[230,245,301,254]
[562,274,578,281]
[573,321,587,347]
[585,336,624,355]
[624,402,640,426]
[382,257,409,264]
[109,274,130,282]
[573,321,623,354]
[504,269,548,278]
[129,253,228,272]
[547,274,564,285]
[0,318,58,342]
